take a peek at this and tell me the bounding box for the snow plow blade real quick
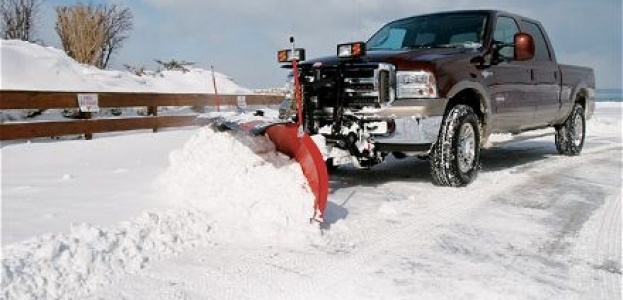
[206,117,328,222]
[265,123,329,222]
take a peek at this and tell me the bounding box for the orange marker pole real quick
[211,65,220,112]
[290,37,304,136]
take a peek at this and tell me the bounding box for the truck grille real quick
[305,63,395,109]
[342,64,395,107]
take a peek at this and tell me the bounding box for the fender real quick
[445,80,493,142]
[567,81,595,120]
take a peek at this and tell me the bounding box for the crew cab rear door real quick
[520,20,561,126]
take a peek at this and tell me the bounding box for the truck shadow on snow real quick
[479,140,560,172]
[328,140,558,192]
[324,140,560,229]
[322,140,559,226]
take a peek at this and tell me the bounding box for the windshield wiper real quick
[404,45,430,49]
[429,44,459,48]
[403,44,459,49]
[367,47,396,51]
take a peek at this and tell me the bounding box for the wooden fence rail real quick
[0,90,283,140]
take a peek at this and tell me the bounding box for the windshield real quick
[367,12,489,50]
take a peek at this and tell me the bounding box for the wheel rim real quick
[458,123,476,173]
[572,112,584,147]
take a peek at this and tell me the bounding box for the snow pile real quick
[2,209,212,300]
[1,125,320,299]
[158,126,318,246]
[0,39,250,94]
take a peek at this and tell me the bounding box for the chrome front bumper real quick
[374,115,443,146]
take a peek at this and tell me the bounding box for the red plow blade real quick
[265,123,329,222]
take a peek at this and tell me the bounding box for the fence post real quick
[192,105,205,114]
[79,111,93,140]
[148,105,158,133]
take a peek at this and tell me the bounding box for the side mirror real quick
[514,33,535,61]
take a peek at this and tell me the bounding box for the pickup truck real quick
[278,10,596,186]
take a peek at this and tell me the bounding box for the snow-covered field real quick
[2,40,622,299]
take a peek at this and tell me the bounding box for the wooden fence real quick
[0,90,283,140]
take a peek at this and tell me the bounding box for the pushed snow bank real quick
[1,209,212,300]
[158,126,319,246]
[0,39,250,94]
[2,126,319,299]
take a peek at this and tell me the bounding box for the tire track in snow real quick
[316,136,621,298]
[601,194,622,299]
[420,147,622,299]
[298,149,562,296]
[590,192,622,300]
[569,190,621,300]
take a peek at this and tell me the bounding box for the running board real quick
[485,129,555,149]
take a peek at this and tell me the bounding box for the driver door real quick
[488,16,537,132]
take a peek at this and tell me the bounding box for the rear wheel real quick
[555,103,585,156]
[430,105,481,186]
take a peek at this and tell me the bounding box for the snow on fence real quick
[0,90,283,140]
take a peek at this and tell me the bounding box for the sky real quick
[36,0,622,89]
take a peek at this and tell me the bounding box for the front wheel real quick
[325,158,339,173]
[555,103,585,156]
[430,105,481,186]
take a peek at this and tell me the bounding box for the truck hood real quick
[300,48,479,70]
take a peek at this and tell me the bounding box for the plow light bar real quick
[278,48,306,63]
[337,42,366,59]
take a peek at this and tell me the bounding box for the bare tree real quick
[55,3,132,69]
[99,5,132,69]
[1,0,41,41]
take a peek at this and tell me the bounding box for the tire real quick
[430,105,481,186]
[555,103,585,156]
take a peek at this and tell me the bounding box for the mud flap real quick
[209,117,329,222]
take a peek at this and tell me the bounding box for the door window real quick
[521,21,552,61]
[493,17,520,60]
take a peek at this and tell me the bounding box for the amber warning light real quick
[278,48,306,63]
[337,42,366,59]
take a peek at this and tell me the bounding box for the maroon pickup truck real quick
[279,10,596,186]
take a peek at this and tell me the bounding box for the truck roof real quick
[397,9,539,24]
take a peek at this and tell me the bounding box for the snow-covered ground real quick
[1,40,622,299]
[2,103,621,299]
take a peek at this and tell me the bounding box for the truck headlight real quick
[337,42,366,59]
[396,71,438,99]
[278,48,306,63]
